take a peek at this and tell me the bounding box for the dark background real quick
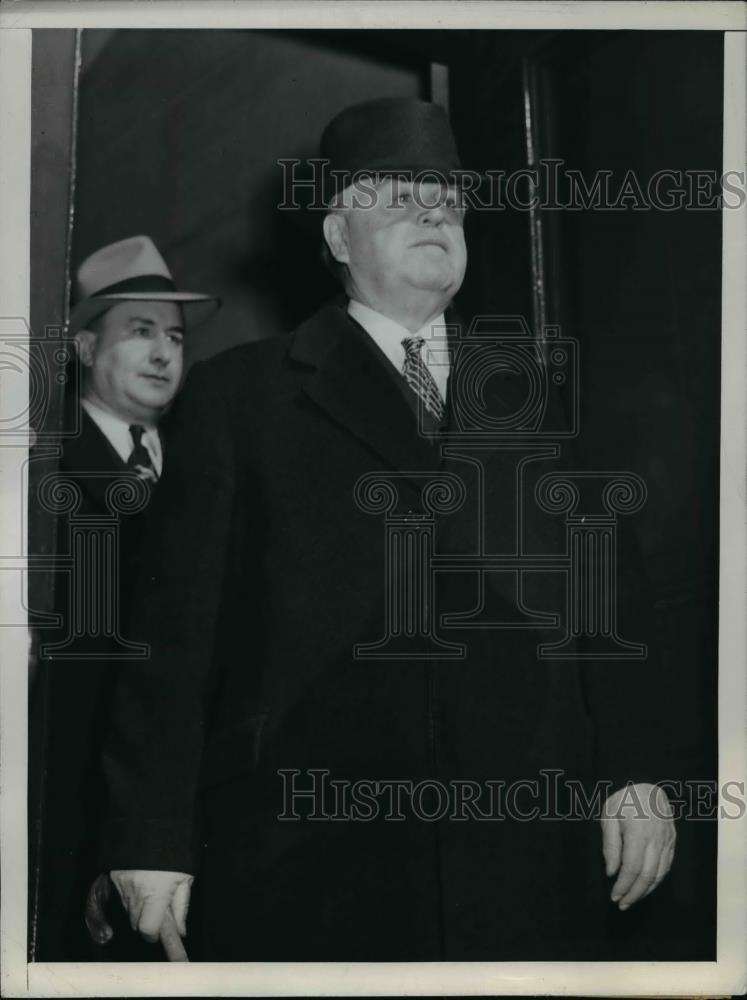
[30,28,721,960]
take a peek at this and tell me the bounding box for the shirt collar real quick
[81,397,162,471]
[347,300,446,346]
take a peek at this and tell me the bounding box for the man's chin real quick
[128,391,174,418]
[406,271,463,298]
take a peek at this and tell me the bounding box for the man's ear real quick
[322,212,351,266]
[74,330,96,368]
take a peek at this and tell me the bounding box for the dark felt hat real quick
[320,97,471,193]
[318,97,478,198]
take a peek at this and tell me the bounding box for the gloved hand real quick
[109,869,194,961]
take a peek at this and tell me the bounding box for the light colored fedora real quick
[67,234,220,335]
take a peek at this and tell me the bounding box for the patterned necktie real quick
[401,336,445,423]
[127,424,158,483]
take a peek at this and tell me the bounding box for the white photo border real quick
[1,3,745,997]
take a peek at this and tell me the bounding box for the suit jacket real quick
[100,300,681,960]
[61,407,153,595]
[36,408,157,960]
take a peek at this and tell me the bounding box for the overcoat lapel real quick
[289,301,564,620]
[288,300,440,480]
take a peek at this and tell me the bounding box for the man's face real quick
[326,176,468,310]
[75,300,185,423]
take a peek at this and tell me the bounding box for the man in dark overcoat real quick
[100,100,678,961]
[34,236,217,959]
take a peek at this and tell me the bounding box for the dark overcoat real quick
[35,408,155,960]
[101,300,679,961]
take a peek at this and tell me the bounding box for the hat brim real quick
[67,291,221,336]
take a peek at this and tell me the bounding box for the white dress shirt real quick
[81,398,163,477]
[347,300,451,402]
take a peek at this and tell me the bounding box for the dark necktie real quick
[127,424,158,482]
[401,336,445,423]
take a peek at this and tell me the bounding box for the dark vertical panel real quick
[30,29,79,429]
[28,28,79,961]
[451,30,720,959]
[521,55,548,338]
[448,31,540,326]
[28,29,80,620]
[539,30,722,959]
[549,31,723,600]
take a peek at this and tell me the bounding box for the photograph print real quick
[8,13,741,988]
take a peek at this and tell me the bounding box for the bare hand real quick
[110,869,193,961]
[84,873,114,945]
[600,782,676,910]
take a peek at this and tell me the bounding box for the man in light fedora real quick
[68,234,218,486]
[35,235,218,960]
[98,99,676,961]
